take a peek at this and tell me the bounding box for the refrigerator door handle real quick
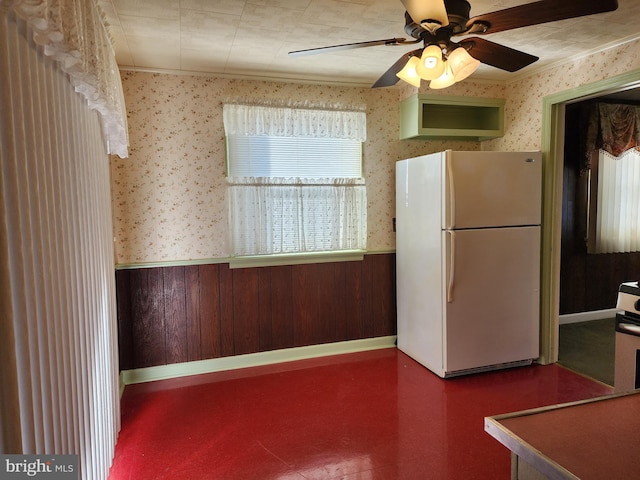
[447,230,456,303]
[447,156,455,229]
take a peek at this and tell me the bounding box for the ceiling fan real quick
[288,0,619,88]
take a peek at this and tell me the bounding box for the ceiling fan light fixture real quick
[416,45,445,80]
[447,46,481,82]
[429,62,456,89]
[396,56,422,87]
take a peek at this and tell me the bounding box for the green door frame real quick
[539,68,640,364]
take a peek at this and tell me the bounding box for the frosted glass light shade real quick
[416,45,445,81]
[396,57,421,87]
[403,0,449,28]
[447,47,481,82]
[429,62,455,89]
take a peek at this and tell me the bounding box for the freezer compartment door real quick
[443,226,540,373]
[444,151,542,229]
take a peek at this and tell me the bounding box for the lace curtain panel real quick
[3,0,129,158]
[228,177,367,256]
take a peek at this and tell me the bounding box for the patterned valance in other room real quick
[583,103,640,170]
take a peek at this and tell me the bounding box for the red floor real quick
[108,348,612,479]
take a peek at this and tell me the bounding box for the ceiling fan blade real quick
[400,0,448,27]
[467,0,618,35]
[460,38,538,72]
[372,49,422,88]
[288,38,409,57]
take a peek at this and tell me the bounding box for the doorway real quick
[538,69,640,371]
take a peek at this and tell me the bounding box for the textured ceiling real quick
[99,0,640,87]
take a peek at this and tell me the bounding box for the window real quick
[224,103,367,260]
[588,148,640,253]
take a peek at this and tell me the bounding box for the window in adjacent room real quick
[588,148,640,254]
[223,103,367,261]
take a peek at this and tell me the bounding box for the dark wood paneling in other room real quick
[116,254,397,370]
[560,103,640,314]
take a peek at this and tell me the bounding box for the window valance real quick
[228,177,366,186]
[5,0,129,158]
[583,103,640,169]
[223,103,367,141]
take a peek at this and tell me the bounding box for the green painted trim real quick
[539,68,640,365]
[115,257,230,270]
[114,249,396,270]
[229,250,365,269]
[543,69,640,106]
[364,249,396,255]
[118,372,126,399]
[121,336,398,385]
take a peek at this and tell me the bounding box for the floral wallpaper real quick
[111,73,490,264]
[111,37,640,265]
[488,39,640,152]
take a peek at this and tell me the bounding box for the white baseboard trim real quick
[559,308,621,325]
[121,335,397,386]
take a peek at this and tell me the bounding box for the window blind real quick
[592,148,640,253]
[227,136,362,178]
[0,10,119,479]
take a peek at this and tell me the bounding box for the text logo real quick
[1,455,78,479]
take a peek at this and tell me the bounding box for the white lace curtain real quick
[228,177,367,255]
[223,103,367,140]
[3,0,129,158]
[224,103,367,256]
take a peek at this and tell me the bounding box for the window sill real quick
[229,250,366,269]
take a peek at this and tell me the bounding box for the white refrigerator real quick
[396,150,542,378]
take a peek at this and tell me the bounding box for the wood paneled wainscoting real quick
[116,253,396,371]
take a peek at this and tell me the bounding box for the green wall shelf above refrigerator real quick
[400,94,505,141]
